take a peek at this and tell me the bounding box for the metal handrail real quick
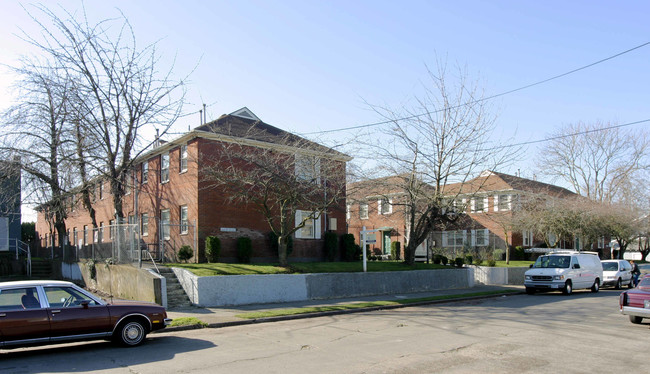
[10,239,31,277]
[141,248,160,274]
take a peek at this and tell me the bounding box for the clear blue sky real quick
[1,1,649,220]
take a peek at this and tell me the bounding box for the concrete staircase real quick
[158,267,192,309]
[31,259,52,279]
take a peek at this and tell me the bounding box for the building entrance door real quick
[382,231,391,255]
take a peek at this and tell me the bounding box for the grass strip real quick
[235,290,518,319]
[169,316,208,328]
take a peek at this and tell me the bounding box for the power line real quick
[303,41,650,135]
[484,119,650,151]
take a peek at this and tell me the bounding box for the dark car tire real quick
[591,279,600,293]
[629,315,643,324]
[525,287,535,295]
[115,320,148,347]
[562,281,573,295]
[615,278,622,290]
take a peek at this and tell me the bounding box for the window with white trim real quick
[295,210,321,239]
[161,209,170,240]
[161,153,170,183]
[180,205,188,234]
[99,222,104,243]
[472,229,489,247]
[295,154,321,184]
[83,225,88,245]
[142,161,149,184]
[179,145,188,173]
[522,230,533,246]
[471,196,488,213]
[109,219,115,240]
[495,194,511,211]
[359,203,369,220]
[346,204,351,220]
[442,230,466,247]
[379,197,392,215]
[141,213,149,236]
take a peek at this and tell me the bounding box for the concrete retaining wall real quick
[471,266,528,285]
[67,262,165,306]
[173,267,474,307]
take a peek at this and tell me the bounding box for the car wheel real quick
[525,287,535,295]
[615,278,622,290]
[562,281,573,295]
[115,320,148,347]
[629,315,643,324]
[591,279,600,293]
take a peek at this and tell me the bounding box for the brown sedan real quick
[0,280,171,348]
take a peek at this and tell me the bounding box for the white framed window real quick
[161,153,170,183]
[83,225,88,245]
[142,161,149,184]
[160,209,170,240]
[99,182,105,200]
[179,145,188,173]
[109,219,115,240]
[360,203,369,220]
[180,205,188,234]
[442,230,466,248]
[98,222,104,243]
[471,197,488,213]
[295,154,321,184]
[597,236,605,249]
[295,210,321,239]
[329,218,338,231]
[472,229,489,247]
[141,213,149,236]
[378,197,392,215]
[494,194,511,211]
[346,204,351,220]
[522,230,533,246]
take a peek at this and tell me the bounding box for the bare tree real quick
[20,4,187,224]
[358,62,512,265]
[538,121,650,204]
[0,59,75,249]
[201,125,348,267]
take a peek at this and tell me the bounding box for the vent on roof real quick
[230,107,260,121]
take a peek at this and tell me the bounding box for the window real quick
[329,218,337,231]
[472,229,489,247]
[180,205,188,234]
[495,194,511,211]
[109,219,115,240]
[161,209,170,240]
[141,213,149,236]
[179,145,188,173]
[0,287,40,310]
[43,286,99,308]
[442,230,466,247]
[98,222,104,243]
[161,153,170,183]
[295,154,320,184]
[346,204,351,220]
[99,182,104,200]
[522,230,533,246]
[83,225,88,245]
[142,161,149,184]
[471,196,488,213]
[379,197,392,215]
[128,215,135,225]
[360,203,369,220]
[73,228,78,247]
[295,210,321,239]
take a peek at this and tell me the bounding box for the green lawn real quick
[168,260,532,276]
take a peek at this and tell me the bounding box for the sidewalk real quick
[162,284,524,332]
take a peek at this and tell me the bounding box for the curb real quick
[159,289,524,333]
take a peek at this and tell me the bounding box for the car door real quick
[43,286,111,340]
[571,256,589,289]
[0,286,50,346]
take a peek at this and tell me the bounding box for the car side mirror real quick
[80,300,90,309]
[529,264,533,268]
[573,264,580,269]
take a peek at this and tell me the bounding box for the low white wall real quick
[471,266,527,285]
[173,267,474,307]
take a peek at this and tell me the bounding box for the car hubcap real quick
[124,322,143,344]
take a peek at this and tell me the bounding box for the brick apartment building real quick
[36,108,350,263]
[0,160,21,252]
[347,171,585,260]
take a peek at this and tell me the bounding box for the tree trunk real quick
[404,242,416,266]
[278,235,289,267]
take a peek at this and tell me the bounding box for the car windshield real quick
[602,262,618,271]
[639,277,650,288]
[533,255,571,269]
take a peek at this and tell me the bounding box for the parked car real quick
[601,259,634,289]
[620,274,650,324]
[524,250,603,295]
[0,280,171,349]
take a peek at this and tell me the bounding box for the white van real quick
[524,251,603,295]
[601,259,633,289]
